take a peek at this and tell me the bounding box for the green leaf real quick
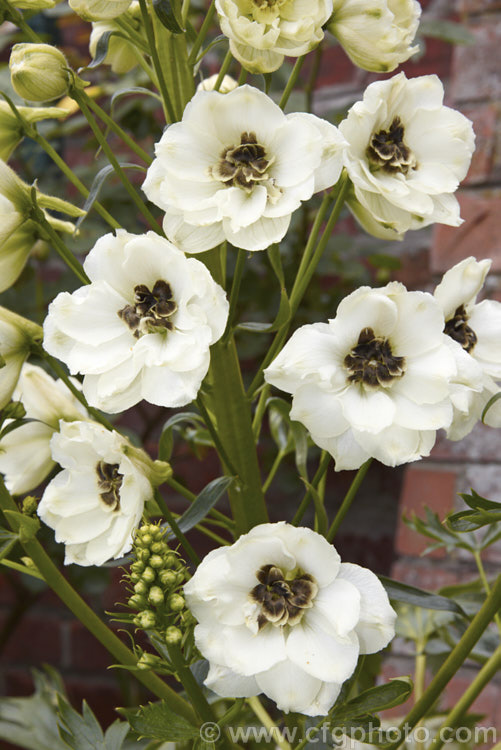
[152,0,184,33]
[379,576,467,617]
[0,417,37,440]
[333,679,413,720]
[237,288,290,333]
[0,557,45,580]
[0,527,18,562]
[87,30,113,68]
[57,697,105,749]
[266,244,285,286]
[173,476,235,536]
[459,489,501,512]
[3,510,40,542]
[158,411,205,461]
[110,87,162,110]
[482,390,501,422]
[419,18,476,45]
[2,400,26,420]
[103,722,130,750]
[76,163,146,230]
[447,510,501,532]
[119,702,199,742]
[395,603,456,642]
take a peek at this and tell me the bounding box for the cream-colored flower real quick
[37,421,155,566]
[69,0,131,20]
[339,73,475,239]
[327,0,421,73]
[197,74,238,93]
[434,257,501,440]
[185,522,396,716]
[264,282,466,470]
[43,230,229,413]
[215,0,333,73]
[143,85,346,253]
[0,364,87,495]
[89,2,142,73]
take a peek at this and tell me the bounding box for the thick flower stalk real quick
[339,72,475,239]
[0,363,87,495]
[43,230,229,413]
[434,257,501,440]
[327,0,421,73]
[184,522,396,716]
[143,84,346,253]
[215,0,333,73]
[264,281,472,470]
[37,421,164,565]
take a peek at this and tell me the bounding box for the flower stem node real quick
[9,44,70,103]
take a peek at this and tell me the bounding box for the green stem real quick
[72,90,163,234]
[326,458,372,542]
[305,45,323,114]
[252,384,270,440]
[187,0,216,64]
[32,208,90,285]
[248,697,292,750]
[291,452,331,526]
[201,252,268,535]
[279,55,306,109]
[115,15,150,53]
[154,490,199,565]
[181,0,190,25]
[196,395,239,477]
[428,645,501,750]
[5,3,40,41]
[223,248,246,340]
[82,93,153,165]
[30,130,120,230]
[385,574,501,750]
[262,450,286,494]
[138,0,176,123]
[0,480,196,724]
[171,32,195,109]
[473,549,501,636]
[214,49,233,91]
[167,476,196,502]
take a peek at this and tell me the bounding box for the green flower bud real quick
[138,548,150,562]
[130,571,141,583]
[136,651,157,669]
[131,560,145,573]
[149,554,164,569]
[128,593,147,610]
[142,566,155,583]
[138,610,156,628]
[168,594,185,612]
[139,533,152,546]
[164,626,182,645]
[10,44,70,103]
[158,569,177,588]
[0,306,42,410]
[151,541,166,554]
[148,586,164,606]
[133,580,148,596]
[22,496,38,516]
[165,553,179,568]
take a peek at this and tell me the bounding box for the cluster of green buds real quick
[123,522,197,671]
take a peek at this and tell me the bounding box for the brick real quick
[432,419,501,462]
[452,18,501,102]
[457,0,501,13]
[395,467,458,558]
[68,621,124,672]
[2,614,63,666]
[431,189,501,273]
[391,559,464,590]
[461,102,499,184]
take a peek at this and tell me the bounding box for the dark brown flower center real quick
[250,564,318,630]
[345,327,406,387]
[96,461,123,511]
[118,280,177,339]
[213,132,272,192]
[444,305,477,353]
[367,117,416,175]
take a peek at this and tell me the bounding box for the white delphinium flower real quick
[69,0,131,20]
[143,85,346,253]
[197,74,238,93]
[264,282,465,470]
[0,364,87,495]
[184,522,396,716]
[339,73,475,240]
[0,307,42,410]
[215,0,333,73]
[89,2,142,73]
[327,0,421,73]
[38,421,158,565]
[434,257,501,440]
[43,230,229,413]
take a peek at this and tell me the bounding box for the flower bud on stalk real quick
[0,102,69,162]
[0,307,42,410]
[9,44,70,103]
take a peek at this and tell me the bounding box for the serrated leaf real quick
[152,0,184,33]
[76,163,146,229]
[119,702,199,742]
[333,679,413,720]
[419,18,476,45]
[3,510,40,542]
[379,576,467,617]
[459,489,501,512]
[0,527,18,562]
[57,696,105,749]
[171,476,235,537]
[103,720,130,750]
[447,509,501,532]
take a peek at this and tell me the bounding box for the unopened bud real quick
[128,593,147,610]
[149,554,164,569]
[133,580,148,596]
[142,566,155,583]
[138,610,156,628]
[10,44,70,103]
[148,586,164,606]
[158,569,177,588]
[164,626,182,645]
[22,496,38,515]
[168,594,185,612]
